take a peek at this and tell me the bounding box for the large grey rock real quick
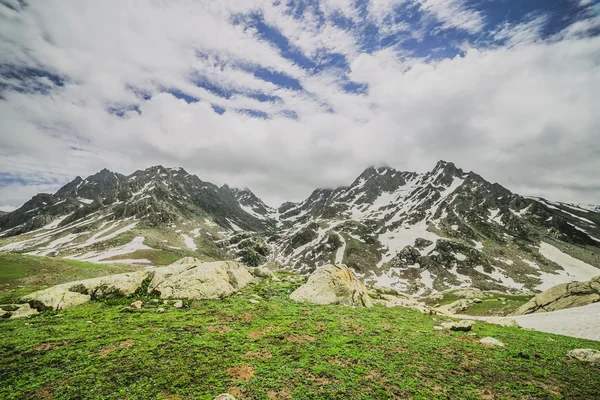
[290,264,372,307]
[148,260,253,300]
[435,299,473,314]
[0,303,39,319]
[22,271,148,311]
[441,320,476,331]
[214,394,236,400]
[515,276,600,315]
[251,266,274,279]
[480,337,505,347]
[568,349,600,364]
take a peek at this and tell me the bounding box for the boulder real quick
[21,271,148,311]
[441,320,476,331]
[290,264,372,307]
[568,349,600,364]
[148,260,253,300]
[435,299,473,314]
[0,303,39,319]
[130,300,143,309]
[251,266,274,279]
[214,395,236,400]
[378,294,432,314]
[480,337,505,347]
[515,276,600,315]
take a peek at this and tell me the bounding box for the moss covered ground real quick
[1,256,599,399]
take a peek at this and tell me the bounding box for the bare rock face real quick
[515,276,600,315]
[0,303,39,319]
[441,320,476,331]
[148,260,254,300]
[18,258,253,312]
[290,264,373,307]
[568,349,600,364]
[21,271,148,311]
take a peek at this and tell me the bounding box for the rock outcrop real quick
[21,271,148,311]
[18,259,253,312]
[514,276,600,315]
[0,303,39,319]
[568,349,600,364]
[148,260,253,300]
[290,264,372,307]
[440,320,476,331]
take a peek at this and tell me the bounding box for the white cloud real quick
[494,15,548,47]
[416,0,485,33]
[0,0,599,210]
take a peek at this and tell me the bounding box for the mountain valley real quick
[1,161,599,297]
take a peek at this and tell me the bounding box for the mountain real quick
[1,161,599,296]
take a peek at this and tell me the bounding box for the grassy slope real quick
[1,277,599,400]
[0,252,141,304]
[420,292,533,316]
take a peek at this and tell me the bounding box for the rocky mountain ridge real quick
[1,161,599,296]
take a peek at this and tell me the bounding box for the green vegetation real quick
[0,252,139,304]
[419,291,532,316]
[463,295,532,316]
[102,249,184,266]
[2,276,598,400]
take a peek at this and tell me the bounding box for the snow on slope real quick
[539,242,600,282]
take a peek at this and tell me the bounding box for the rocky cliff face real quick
[1,161,599,296]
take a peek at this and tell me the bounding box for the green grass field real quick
[0,252,140,304]
[1,273,599,399]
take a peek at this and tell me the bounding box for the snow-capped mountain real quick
[1,161,599,296]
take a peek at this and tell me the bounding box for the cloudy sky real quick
[1,0,599,211]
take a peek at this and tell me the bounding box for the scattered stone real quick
[173,300,183,309]
[379,294,432,314]
[271,276,281,282]
[8,303,39,319]
[250,294,262,299]
[435,299,473,314]
[515,276,600,315]
[484,317,519,328]
[54,314,64,318]
[157,308,165,313]
[568,349,600,364]
[249,299,260,304]
[290,264,372,307]
[251,266,274,279]
[433,326,444,331]
[150,299,160,303]
[129,300,143,309]
[163,300,169,305]
[441,320,476,332]
[498,297,507,302]
[214,394,236,400]
[480,337,505,347]
[289,278,296,283]
[472,298,482,303]
[86,320,93,324]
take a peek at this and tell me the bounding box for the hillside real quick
[0,253,599,400]
[1,161,599,296]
